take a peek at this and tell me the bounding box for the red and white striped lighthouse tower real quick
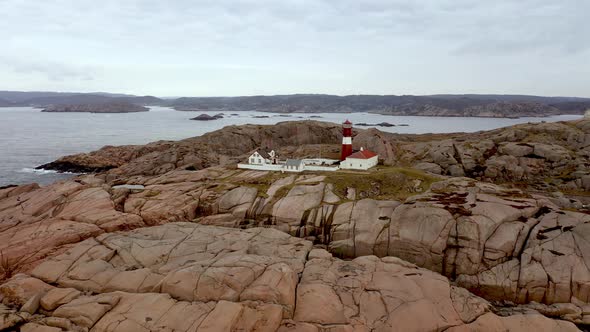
[340,119,353,161]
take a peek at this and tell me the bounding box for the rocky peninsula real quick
[0,119,589,331]
[41,101,149,113]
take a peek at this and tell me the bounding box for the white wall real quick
[304,165,339,172]
[340,156,378,170]
[283,164,303,172]
[237,163,339,172]
[238,164,283,171]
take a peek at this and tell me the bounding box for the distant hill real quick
[115,95,163,105]
[2,91,590,118]
[0,91,82,103]
[0,98,15,107]
[41,101,149,113]
[170,94,590,118]
[0,91,164,107]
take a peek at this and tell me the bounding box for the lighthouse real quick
[340,119,353,161]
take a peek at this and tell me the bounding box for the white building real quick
[339,148,379,170]
[585,109,590,119]
[247,150,276,165]
[284,159,305,172]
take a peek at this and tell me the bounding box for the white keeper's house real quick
[339,147,379,170]
[247,150,277,165]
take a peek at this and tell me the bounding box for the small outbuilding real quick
[339,148,378,170]
[284,159,304,172]
[585,109,590,119]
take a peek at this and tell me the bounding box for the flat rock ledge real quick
[0,223,580,331]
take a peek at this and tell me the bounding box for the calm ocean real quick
[0,106,582,186]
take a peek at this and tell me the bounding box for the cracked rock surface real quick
[0,224,581,331]
[1,169,590,328]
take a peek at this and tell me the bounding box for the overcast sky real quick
[1,0,589,97]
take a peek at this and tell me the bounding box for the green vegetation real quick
[144,190,161,197]
[220,166,440,202]
[561,189,590,198]
[244,183,271,198]
[324,166,440,201]
[224,171,289,198]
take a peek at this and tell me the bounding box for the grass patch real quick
[224,171,290,198]
[561,189,590,197]
[324,166,440,201]
[219,166,440,202]
[243,183,271,198]
[144,190,161,197]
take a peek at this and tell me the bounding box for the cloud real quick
[0,55,94,81]
[0,0,588,96]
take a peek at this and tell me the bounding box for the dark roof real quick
[252,150,271,159]
[343,119,352,124]
[347,149,378,159]
[285,159,303,167]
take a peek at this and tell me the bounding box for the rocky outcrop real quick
[37,119,590,196]
[110,172,590,322]
[0,224,580,331]
[4,161,590,322]
[31,223,311,317]
[0,176,145,276]
[36,141,176,173]
[359,119,590,193]
[41,101,149,113]
[39,121,343,176]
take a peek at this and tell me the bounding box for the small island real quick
[355,122,396,127]
[190,113,223,121]
[41,101,149,113]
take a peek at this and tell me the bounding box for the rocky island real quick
[41,101,149,113]
[0,119,589,331]
[190,113,224,121]
[356,121,396,127]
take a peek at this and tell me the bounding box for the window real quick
[258,158,262,163]
[250,158,254,163]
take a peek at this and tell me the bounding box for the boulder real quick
[40,287,81,311]
[414,162,443,174]
[499,142,534,157]
[0,274,53,306]
[272,183,325,231]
